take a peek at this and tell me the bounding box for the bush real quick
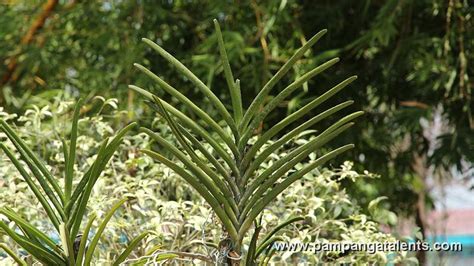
[0,98,415,265]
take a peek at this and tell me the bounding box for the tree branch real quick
[1,0,59,86]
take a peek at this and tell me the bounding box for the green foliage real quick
[0,100,144,265]
[2,1,470,263]
[0,99,411,264]
[1,0,471,224]
[131,19,363,264]
[0,99,173,264]
[254,155,411,264]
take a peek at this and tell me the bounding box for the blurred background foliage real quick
[0,0,472,257]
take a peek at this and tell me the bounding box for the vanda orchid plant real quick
[0,100,147,265]
[130,19,363,265]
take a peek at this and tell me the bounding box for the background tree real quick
[1,2,472,263]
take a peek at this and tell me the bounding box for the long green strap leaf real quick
[151,97,237,205]
[241,76,357,170]
[75,213,96,266]
[84,198,128,265]
[141,38,239,137]
[18,237,65,265]
[239,144,354,238]
[113,231,149,266]
[0,126,65,219]
[234,79,241,127]
[255,236,285,259]
[142,150,239,242]
[242,110,363,205]
[166,124,240,197]
[143,93,241,186]
[0,222,65,265]
[246,226,262,265]
[11,217,42,248]
[61,138,69,174]
[244,109,363,186]
[240,29,327,132]
[65,99,82,201]
[252,122,354,192]
[69,138,109,233]
[214,19,243,124]
[256,216,304,257]
[59,223,75,265]
[66,138,108,215]
[261,248,277,266]
[245,110,363,186]
[0,143,61,230]
[0,209,61,254]
[133,63,240,160]
[243,101,354,184]
[129,85,239,175]
[239,58,340,151]
[0,120,64,202]
[70,123,136,238]
[241,122,356,216]
[142,127,239,227]
[142,128,227,197]
[0,243,27,266]
[174,124,230,179]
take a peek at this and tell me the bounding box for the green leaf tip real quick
[142,38,158,47]
[353,110,365,117]
[128,85,154,100]
[126,122,138,129]
[343,75,358,83]
[213,18,221,30]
